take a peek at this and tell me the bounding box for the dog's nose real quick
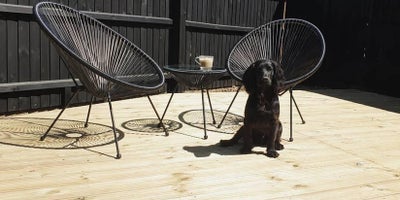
[261,75,272,85]
[262,75,270,81]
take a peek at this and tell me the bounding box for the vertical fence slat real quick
[95,0,103,12]
[0,14,6,83]
[103,0,111,13]
[18,18,31,111]
[169,0,186,65]
[49,45,60,107]
[7,14,18,112]
[0,15,7,113]
[39,29,50,108]
[28,11,38,75]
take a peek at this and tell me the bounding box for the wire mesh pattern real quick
[163,65,227,88]
[218,18,326,141]
[34,2,168,158]
[122,118,183,133]
[228,18,326,91]
[0,118,123,149]
[172,72,227,88]
[179,110,244,134]
[34,2,164,98]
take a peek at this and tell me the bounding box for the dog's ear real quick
[242,64,257,94]
[271,60,285,93]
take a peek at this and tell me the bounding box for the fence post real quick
[169,0,186,65]
[167,0,187,92]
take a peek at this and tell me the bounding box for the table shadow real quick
[121,118,183,136]
[178,109,243,134]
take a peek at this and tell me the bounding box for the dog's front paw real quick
[276,143,284,150]
[266,150,279,158]
[220,139,235,147]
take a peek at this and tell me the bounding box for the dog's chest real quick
[259,95,273,111]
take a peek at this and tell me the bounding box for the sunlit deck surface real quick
[1,89,400,199]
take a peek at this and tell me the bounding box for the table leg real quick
[159,86,178,126]
[206,89,216,124]
[201,87,208,139]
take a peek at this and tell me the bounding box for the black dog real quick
[220,59,285,158]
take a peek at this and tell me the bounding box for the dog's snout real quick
[261,71,272,84]
[262,73,270,80]
[261,67,273,82]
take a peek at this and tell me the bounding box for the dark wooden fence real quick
[286,0,400,97]
[0,0,283,114]
[3,0,400,114]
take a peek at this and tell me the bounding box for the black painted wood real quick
[0,79,80,93]
[0,13,6,113]
[185,20,253,33]
[0,0,282,114]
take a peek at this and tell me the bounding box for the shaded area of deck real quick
[1,89,399,199]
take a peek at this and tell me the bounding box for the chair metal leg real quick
[289,89,294,142]
[160,92,175,122]
[147,95,169,136]
[201,87,208,140]
[40,91,79,141]
[217,85,242,128]
[206,89,216,124]
[289,88,306,142]
[159,86,178,123]
[291,92,306,124]
[107,94,121,159]
[84,96,95,128]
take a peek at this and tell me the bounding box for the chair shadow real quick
[183,143,267,158]
[0,117,123,158]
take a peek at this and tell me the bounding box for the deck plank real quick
[0,89,400,199]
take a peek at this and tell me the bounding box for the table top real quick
[163,65,228,88]
[163,64,226,75]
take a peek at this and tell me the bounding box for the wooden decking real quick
[1,89,400,199]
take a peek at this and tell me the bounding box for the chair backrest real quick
[34,2,164,98]
[227,18,326,91]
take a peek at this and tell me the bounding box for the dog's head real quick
[242,59,285,94]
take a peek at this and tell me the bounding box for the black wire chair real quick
[218,18,326,141]
[34,2,168,159]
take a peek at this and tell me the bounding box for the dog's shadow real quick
[183,143,266,157]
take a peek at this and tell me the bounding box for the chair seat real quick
[227,18,326,91]
[33,2,168,159]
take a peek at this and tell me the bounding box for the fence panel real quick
[0,0,282,114]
